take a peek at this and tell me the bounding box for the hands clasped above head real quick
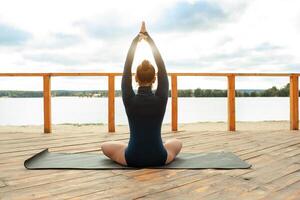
[138,21,147,41]
[135,21,152,43]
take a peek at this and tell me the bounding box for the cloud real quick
[22,41,127,68]
[0,0,299,90]
[0,23,31,45]
[152,1,246,32]
[75,19,136,39]
[30,32,83,49]
[254,43,281,52]
[50,33,82,47]
[75,1,248,38]
[165,41,295,73]
[282,64,300,72]
[24,53,85,66]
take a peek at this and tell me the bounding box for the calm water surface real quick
[0,97,292,125]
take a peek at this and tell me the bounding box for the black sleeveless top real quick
[121,36,169,167]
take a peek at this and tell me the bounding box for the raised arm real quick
[146,35,169,99]
[121,35,139,105]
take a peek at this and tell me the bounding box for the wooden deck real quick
[1,122,300,200]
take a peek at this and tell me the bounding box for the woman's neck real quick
[139,83,152,87]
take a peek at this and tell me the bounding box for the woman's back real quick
[124,86,168,167]
[121,34,169,167]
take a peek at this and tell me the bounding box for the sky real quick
[0,0,299,90]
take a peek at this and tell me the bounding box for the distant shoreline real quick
[0,83,297,98]
[0,96,294,98]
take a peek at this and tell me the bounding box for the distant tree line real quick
[179,83,294,97]
[0,91,44,98]
[0,84,298,98]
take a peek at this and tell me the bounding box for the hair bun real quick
[136,59,155,85]
[141,60,151,71]
[142,60,150,65]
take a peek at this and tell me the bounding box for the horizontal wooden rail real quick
[0,72,299,133]
[0,72,300,77]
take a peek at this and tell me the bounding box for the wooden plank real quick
[0,133,296,194]
[227,75,236,131]
[0,72,299,77]
[290,75,299,130]
[51,73,123,76]
[43,75,51,133]
[171,75,178,132]
[261,180,300,200]
[0,73,47,77]
[108,75,115,132]
[0,73,122,77]
[169,73,298,77]
[1,123,300,199]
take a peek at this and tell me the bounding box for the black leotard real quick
[121,35,169,167]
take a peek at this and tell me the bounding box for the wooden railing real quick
[0,73,299,133]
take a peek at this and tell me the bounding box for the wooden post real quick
[43,75,51,133]
[227,75,236,131]
[171,75,178,131]
[290,75,299,130]
[108,75,115,132]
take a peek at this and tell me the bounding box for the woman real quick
[101,23,182,167]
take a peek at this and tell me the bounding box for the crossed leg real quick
[101,138,182,166]
[100,141,128,166]
[164,138,183,164]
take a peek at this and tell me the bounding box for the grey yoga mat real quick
[24,149,251,170]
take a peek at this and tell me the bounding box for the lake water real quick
[0,97,292,125]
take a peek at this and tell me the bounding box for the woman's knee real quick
[101,141,120,149]
[101,141,127,158]
[166,138,181,143]
[175,139,183,150]
[165,138,182,150]
[101,142,109,150]
[101,142,113,156]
